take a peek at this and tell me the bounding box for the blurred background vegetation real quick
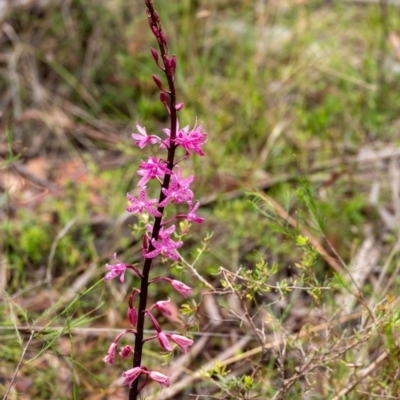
[1,0,400,399]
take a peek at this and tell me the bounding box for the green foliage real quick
[19,223,51,263]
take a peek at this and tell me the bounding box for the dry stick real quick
[0,325,243,339]
[11,161,59,192]
[2,330,35,400]
[179,253,215,291]
[12,109,121,145]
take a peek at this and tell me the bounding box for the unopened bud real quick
[163,55,170,69]
[150,47,159,62]
[175,103,184,111]
[151,25,159,38]
[159,92,167,104]
[119,345,134,360]
[154,10,161,22]
[160,31,167,45]
[170,55,176,72]
[152,74,162,89]
[128,307,138,327]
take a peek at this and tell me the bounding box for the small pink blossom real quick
[162,120,207,156]
[157,331,172,352]
[122,367,143,387]
[127,307,138,326]
[170,279,192,297]
[148,370,170,388]
[186,200,204,223]
[127,187,161,217]
[145,224,177,243]
[119,345,134,360]
[131,122,160,149]
[144,237,183,261]
[176,123,207,156]
[137,156,172,187]
[170,334,193,353]
[103,342,118,364]
[152,299,172,316]
[158,167,194,207]
[104,253,127,283]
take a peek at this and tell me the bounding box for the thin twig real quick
[179,253,215,291]
[0,325,250,338]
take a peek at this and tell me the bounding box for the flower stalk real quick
[102,1,207,399]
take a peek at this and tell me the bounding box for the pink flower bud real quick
[157,331,172,352]
[150,47,159,62]
[175,103,184,111]
[152,74,162,89]
[151,25,159,38]
[103,342,117,364]
[170,334,194,353]
[170,55,176,72]
[148,370,170,388]
[170,280,192,297]
[122,366,143,387]
[160,31,167,45]
[163,55,171,69]
[154,11,161,22]
[160,92,167,104]
[119,345,134,360]
[127,307,138,327]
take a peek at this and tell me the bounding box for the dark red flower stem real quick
[129,1,178,399]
